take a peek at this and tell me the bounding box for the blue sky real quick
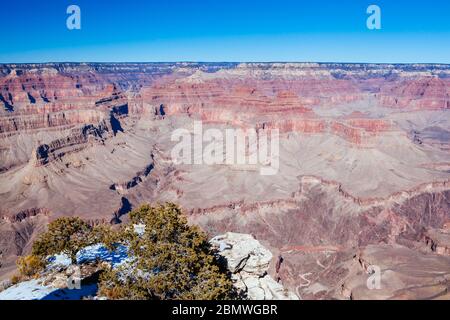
[1,0,449,63]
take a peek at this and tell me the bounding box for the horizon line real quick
[1,61,450,66]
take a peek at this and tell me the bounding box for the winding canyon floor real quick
[0,62,450,299]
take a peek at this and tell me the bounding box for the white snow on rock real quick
[76,243,130,267]
[47,254,71,269]
[46,243,129,270]
[0,279,98,300]
[0,279,56,300]
[0,243,129,300]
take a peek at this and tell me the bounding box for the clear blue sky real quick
[1,0,449,63]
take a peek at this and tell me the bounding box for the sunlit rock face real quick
[210,232,299,300]
[0,62,449,299]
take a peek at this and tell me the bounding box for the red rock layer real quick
[379,77,450,110]
[0,109,106,134]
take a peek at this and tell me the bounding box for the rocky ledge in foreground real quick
[210,233,298,300]
[0,233,297,300]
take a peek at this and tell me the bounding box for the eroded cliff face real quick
[379,77,450,110]
[0,62,449,299]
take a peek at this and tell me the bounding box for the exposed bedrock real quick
[210,232,299,300]
[0,109,106,134]
[109,163,154,194]
[32,120,111,166]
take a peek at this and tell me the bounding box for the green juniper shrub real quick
[99,203,236,300]
[32,216,94,264]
